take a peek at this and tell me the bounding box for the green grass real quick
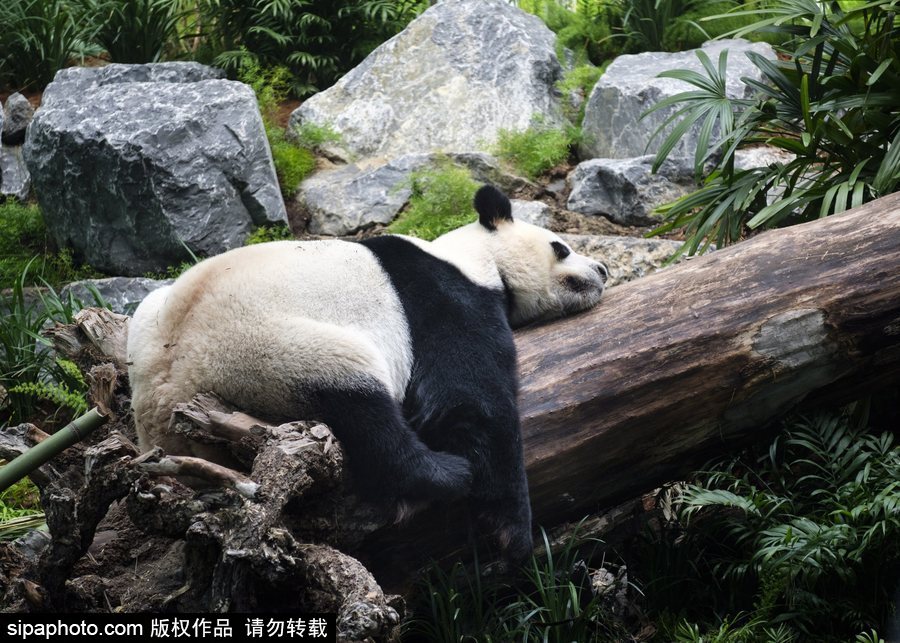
[494,121,578,180]
[267,125,317,197]
[0,476,44,542]
[245,223,293,245]
[237,60,323,198]
[403,524,631,641]
[387,164,479,241]
[0,201,100,290]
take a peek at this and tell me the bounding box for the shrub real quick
[0,0,90,89]
[647,0,900,257]
[237,60,319,197]
[80,0,184,63]
[200,0,427,98]
[520,0,620,66]
[494,121,578,180]
[388,164,479,241]
[267,125,317,197]
[404,527,630,641]
[617,0,704,52]
[646,408,900,639]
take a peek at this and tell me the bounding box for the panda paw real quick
[474,498,534,566]
[401,450,473,503]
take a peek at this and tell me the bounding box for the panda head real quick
[474,185,607,328]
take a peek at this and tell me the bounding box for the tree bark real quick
[515,192,900,524]
[360,191,900,583]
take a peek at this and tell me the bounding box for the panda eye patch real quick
[551,241,571,261]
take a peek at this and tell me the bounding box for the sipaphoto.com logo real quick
[7,620,142,639]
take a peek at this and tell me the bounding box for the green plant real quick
[520,0,620,66]
[663,409,900,638]
[387,164,479,240]
[0,202,101,290]
[237,60,321,196]
[494,120,578,180]
[404,526,629,641]
[245,224,293,245]
[671,614,797,643]
[81,0,185,63]
[0,477,44,542]
[292,121,341,151]
[267,125,317,196]
[509,529,630,642]
[0,263,94,428]
[200,0,427,98]
[0,0,88,89]
[557,63,606,126]
[618,0,704,52]
[647,0,900,257]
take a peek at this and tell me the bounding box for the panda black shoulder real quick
[360,233,519,444]
[359,235,507,323]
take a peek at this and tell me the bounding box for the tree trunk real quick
[360,192,900,583]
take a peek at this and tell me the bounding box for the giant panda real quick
[127,185,607,561]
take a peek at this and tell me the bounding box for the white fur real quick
[128,240,413,459]
[128,221,604,459]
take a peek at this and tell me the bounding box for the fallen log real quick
[516,192,900,524]
[361,191,900,583]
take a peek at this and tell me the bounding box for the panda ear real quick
[474,185,513,231]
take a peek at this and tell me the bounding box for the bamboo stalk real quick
[0,408,108,492]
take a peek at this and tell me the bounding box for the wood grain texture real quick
[515,191,900,524]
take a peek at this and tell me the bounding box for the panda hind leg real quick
[311,383,473,508]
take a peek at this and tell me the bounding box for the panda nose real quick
[595,262,608,284]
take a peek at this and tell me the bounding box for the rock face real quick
[61,277,173,315]
[1,147,31,201]
[289,0,565,162]
[580,39,776,161]
[299,152,532,236]
[25,62,286,276]
[561,234,684,287]
[567,156,696,226]
[0,94,33,201]
[2,93,35,146]
[512,199,550,227]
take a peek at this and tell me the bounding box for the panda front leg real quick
[415,406,534,564]
[311,380,473,511]
[468,416,534,565]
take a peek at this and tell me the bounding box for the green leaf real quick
[867,58,892,86]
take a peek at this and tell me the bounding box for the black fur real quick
[361,234,534,562]
[474,184,513,231]
[309,379,473,504]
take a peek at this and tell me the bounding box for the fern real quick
[8,358,88,417]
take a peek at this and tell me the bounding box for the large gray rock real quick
[299,152,532,236]
[290,0,565,162]
[560,234,684,287]
[581,39,776,161]
[61,277,173,315]
[1,146,31,201]
[2,93,35,145]
[25,62,286,276]
[512,199,550,227]
[567,156,696,226]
